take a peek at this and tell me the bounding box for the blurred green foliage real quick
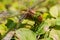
[0,0,60,40]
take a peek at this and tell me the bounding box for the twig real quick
[2,31,15,40]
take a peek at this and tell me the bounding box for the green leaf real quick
[55,18,60,26]
[36,21,50,35]
[9,17,18,23]
[6,19,17,30]
[0,24,8,37]
[49,5,58,18]
[15,28,36,40]
[46,18,56,27]
[42,13,49,20]
[49,5,60,18]
[22,19,35,26]
[49,29,60,40]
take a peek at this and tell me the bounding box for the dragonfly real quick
[2,0,46,40]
